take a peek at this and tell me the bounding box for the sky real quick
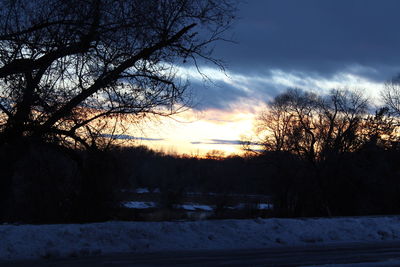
[124,0,400,156]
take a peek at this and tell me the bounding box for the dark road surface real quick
[3,242,400,266]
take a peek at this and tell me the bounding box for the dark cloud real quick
[183,1,400,112]
[190,139,260,146]
[209,139,242,145]
[101,134,164,141]
[190,139,241,145]
[189,80,250,110]
[213,0,400,81]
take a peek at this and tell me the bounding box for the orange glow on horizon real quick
[121,105,264,156]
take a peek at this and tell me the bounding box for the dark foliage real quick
[0,139,124,223]
[111,145,270,196]
[0,141,272,223]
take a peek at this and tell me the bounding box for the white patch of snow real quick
[227,203,273,210]
[2,217,400,261]
[123,201,156,209]
[176,204,214,211]
[135,188,150,194]
[258,203,273,210]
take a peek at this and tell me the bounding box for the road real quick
[3,242,400,266]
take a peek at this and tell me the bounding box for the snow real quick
[134,188,150,194]
[123,201,156,209]
[2,216,400,261]
[125,187,159,193]
[228,203,245,209]
[227,203,273,210]
[176,204,214,211]
[259,203,273,210]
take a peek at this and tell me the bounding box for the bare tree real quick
[0,0,235,148]
[256,89,321,161]
[382,76,400,116]
[316,89,369,159]
[361,107,398,148]
[256,88,370,162]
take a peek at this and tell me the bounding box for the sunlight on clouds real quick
[122,65,387,156]
[178,64,385,102]
[125,107,257,156]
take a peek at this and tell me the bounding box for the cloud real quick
[209,139,242,145]
[190,139,241,146]
[215,0,400,79]
[173,1,400,114]
[179,65,384,112]
[101,134,164,141]
[190,139,260,146]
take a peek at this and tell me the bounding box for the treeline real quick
[0,141,270,223]
[113,146,269,195]
[254,85,400,217]
[0,141,125,223]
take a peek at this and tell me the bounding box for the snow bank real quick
[2,216,400,260]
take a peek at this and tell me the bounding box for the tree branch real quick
[0,102,12,117]
[40,23,196,132]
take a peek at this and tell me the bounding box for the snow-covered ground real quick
[2,216,400,261]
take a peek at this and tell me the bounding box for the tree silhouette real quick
[254,88,400,217]
[256,88,369,162]
[382,75,400,117]
[0,0,235,148]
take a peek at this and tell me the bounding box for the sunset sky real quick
[124,0,400,155]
